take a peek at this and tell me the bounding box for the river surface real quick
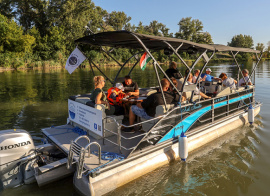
[1,61,270,196]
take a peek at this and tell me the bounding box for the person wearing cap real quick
[201,68,219,82]
[122,75,139,96]
[219,73,237,89]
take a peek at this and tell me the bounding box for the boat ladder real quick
[66,135,101,179]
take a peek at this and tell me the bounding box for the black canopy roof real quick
[75,30,260,54]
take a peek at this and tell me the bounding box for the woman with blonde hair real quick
[91,76,123,115]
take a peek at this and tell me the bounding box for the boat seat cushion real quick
[216,87,231,97]
[139,88,157,96]
[75,97,91,104]
[141,104,175,132]
[183,91,201,101]
[155,104,175,116]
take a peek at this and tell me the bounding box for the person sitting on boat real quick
[186,73,211,99]
[107,83,125,105]
[192,69,206,83]
[91,76,123,115]
[239,69,252,86]
[170,77,186,102]
[219,73,237,89]
[201,68,220,82]
[126,78,179,133]
[164,61,182,79]
[122,75,139,97]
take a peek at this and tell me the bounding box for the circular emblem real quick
[69,103,76,119]
[69,56,77,66]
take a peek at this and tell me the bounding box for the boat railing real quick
[67,135,91,169]
[199,94,256,124]
[76,142,101,179]
[103,115,166,152]
[101,89,255,154]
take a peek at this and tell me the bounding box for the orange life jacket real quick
[107,87,125,106]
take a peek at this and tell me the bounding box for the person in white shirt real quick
[192,69,206,83]
[219,73,237,89]
[239,69,252,86]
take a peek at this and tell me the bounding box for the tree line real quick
[0,0,269,69]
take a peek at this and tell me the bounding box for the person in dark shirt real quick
[126,78,179,133]
[122,75,139,96]
[164,61,182,79]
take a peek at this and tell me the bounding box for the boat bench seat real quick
[141,104,175,132]
[139,88,157,97]
[216,87,231,97]
[183,91,201,101]
[93,103,124,137]
[69,93,91,101]
[201,81,222,94]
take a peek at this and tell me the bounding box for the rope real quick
[46,126,87,137]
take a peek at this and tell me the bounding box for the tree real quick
[0,0,16,19]
[227,34,254,48]
[175,17,212,44]
[0,14,35,53]
[255,43,264,52]
[105,11,131,30]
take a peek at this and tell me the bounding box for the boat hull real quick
[74,106,260,196]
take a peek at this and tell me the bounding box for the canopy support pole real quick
[113,51,143,85]
[249,52,263,83]
[88,59,95,77]
[88,58,113,84]
[231,51,249,87]
[164,42,191,71]
[85,26,122,67]
[190,51,215,102]
[131,33,171,111]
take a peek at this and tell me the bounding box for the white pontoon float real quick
[0,31,262,195]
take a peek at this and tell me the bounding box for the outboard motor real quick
[0,129,36,189]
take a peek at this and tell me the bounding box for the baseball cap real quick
[206,68,212,72]
[115,83,124,90]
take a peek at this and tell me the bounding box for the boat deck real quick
[42,124,144,170]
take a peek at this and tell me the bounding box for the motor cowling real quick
[0,129,35,173]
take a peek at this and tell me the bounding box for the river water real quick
[1,61,270,196]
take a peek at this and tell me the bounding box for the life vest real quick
[107,87,125,105]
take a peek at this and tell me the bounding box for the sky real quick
[93,0,270,48]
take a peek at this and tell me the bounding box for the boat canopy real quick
[75,30,260,54]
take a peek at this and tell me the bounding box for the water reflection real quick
[1,61,270,196]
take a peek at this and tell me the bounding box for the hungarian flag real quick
[65,47,87,74]
[140,52,151,71]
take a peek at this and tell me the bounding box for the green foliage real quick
[228,34,254,61]
[0,1,260,68]
[256,43,265,52]
[175,17,213,44]
[105,11,131,30]
[228,34,254,48]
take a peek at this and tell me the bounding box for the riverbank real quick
[0,57,239,72]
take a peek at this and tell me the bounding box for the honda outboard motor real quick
[0,129,36,189]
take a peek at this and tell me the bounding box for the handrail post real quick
[117,125,122,154]
[212,99,214,122]
[85,142,102,165]
[227,95,229,116]
[76,147,86,179]
[67,141,74,169]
